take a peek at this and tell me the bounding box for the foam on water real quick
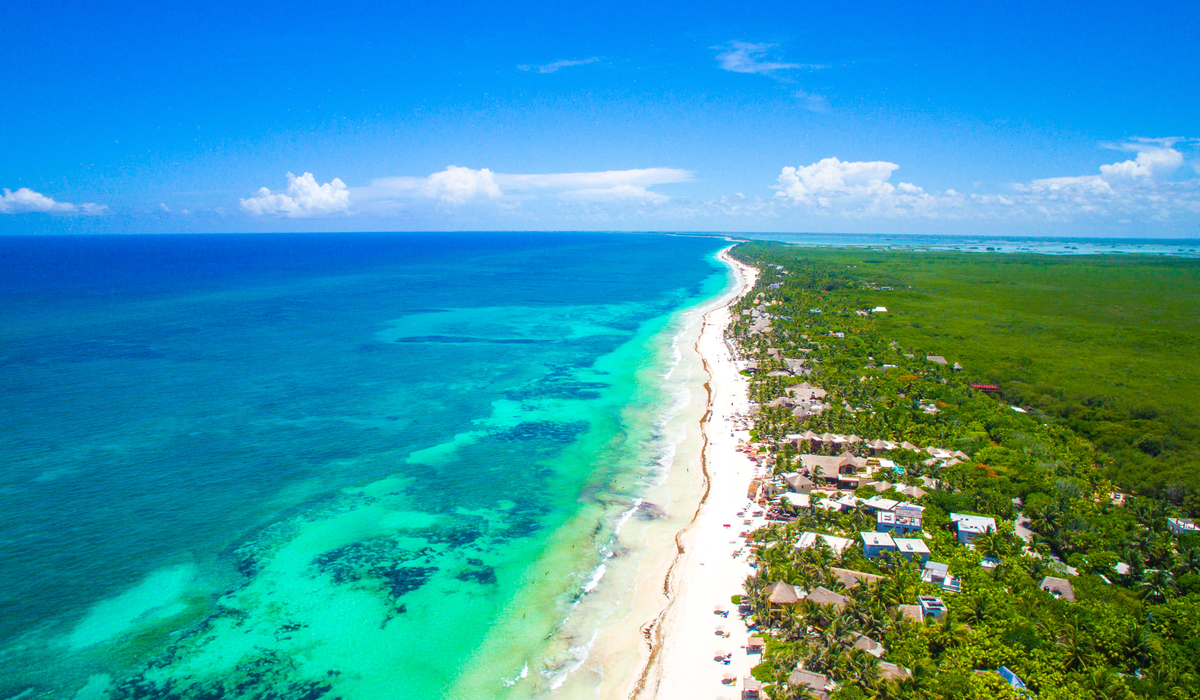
[0,232,731,700]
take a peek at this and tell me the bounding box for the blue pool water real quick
[0,232,729,699]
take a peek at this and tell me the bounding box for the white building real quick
[950,512,997,545]
[796,531,854,555]
[1168,517,1200,535]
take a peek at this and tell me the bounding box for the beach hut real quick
[747,636,765,652]
[1039,576,1076,602]
[897,604,924,624]
[804,586,849,611]
[829,567,884,591]
[741,677,763,699]
[782,472,814,494]
[787,669,831,700]
[878,662,912,681]
[853,634,886,657]
[764,581,800,605]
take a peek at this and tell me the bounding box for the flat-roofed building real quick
[864,495,900,513]
[922,561,961,593]
[893,537,931,564]
[950,512,997,545]
[796,531,854,555]
[1168,517,1200,536]
[918,595,948,620]
[861,531,897,559]
[877,508,923,536]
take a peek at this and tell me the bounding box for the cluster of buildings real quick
[740,304,773,336]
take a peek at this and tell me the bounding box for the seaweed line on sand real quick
[629,250,751,700]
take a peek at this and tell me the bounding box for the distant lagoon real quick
[737,232,1200,257]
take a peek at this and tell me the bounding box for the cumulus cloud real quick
[0,187,105,215]
[517,57,600,74]
[357,166,691,206]
[773,157,937,217]
[1003,142,1198,221]
[713,42,822,76]
[1096,145,1183,179]
[240,172,350,217]
[422,166,503,203]
[770,140,1200,223]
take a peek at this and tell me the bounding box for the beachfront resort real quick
[672,248,1200,700]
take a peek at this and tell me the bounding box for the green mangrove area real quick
[726,242,1200,700]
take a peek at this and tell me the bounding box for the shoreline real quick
[452,245,749,700]
[620,248,760,699]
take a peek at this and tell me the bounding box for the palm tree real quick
[1082,667,1136,700]
[1139,568,1177,602]
[929,614,971,657]
[1057,614,1098,672]
[848,650,882,693]
[1172,546,1200,577]
[961,595,993,627]
[973,531,1009,560]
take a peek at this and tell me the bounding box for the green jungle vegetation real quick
[724,242,1200,700]
[744,243,1200,512]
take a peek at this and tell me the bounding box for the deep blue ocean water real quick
[0,232,729,699]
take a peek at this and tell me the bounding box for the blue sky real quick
[3,0,1198,236]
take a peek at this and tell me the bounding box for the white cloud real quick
[517,57,600,74]
[0,187,105,215]
[1097,145,1183,179]
[773,157,936,217]
[356,166,691,207]
[713,42,822,75]
[240,172,350,217]
[769,140,1200,223]
[423,166,503,203]
[557,184,668,203]
[496,167,691,193]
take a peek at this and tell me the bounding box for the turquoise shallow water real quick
[0,232,728,699]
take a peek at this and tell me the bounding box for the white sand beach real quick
[630,251,764,700]
[544,247,759,700]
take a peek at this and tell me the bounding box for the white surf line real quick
[630,249,760,700]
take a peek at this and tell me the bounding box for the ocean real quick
[0,232,732,700]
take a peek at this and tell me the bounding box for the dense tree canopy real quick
[728,243,1200,699]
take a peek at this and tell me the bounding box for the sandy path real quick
[632,251,762,700]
